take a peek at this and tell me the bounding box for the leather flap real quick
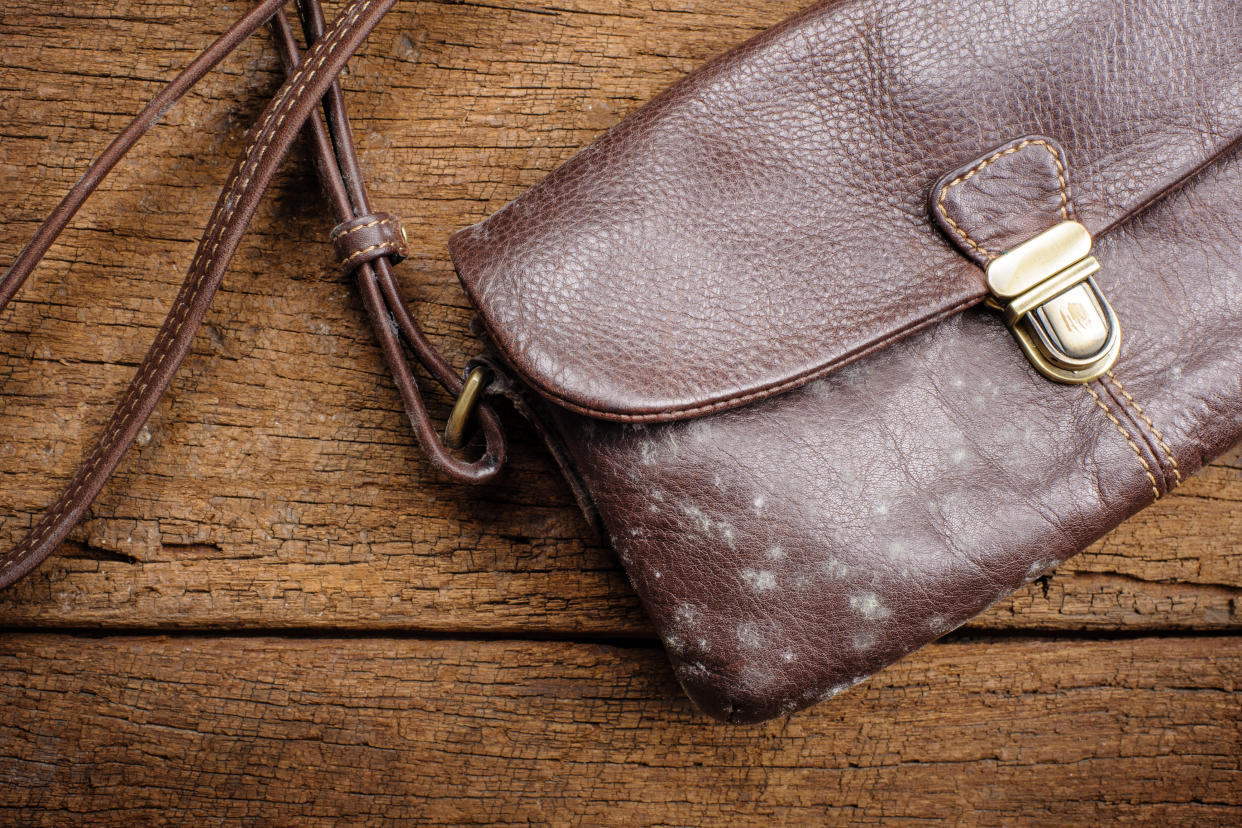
[448,0,1242,422]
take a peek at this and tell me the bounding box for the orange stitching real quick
[330,215,395,241]
[339,240,399,270]
[2,0,376,570]
[473,291,985,423]
[1084,383,1160,501]
[936,138,1072,260]
[1106,370,1182,486]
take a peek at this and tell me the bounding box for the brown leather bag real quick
[3,0,1240,723]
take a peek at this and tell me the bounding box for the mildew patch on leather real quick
[678,503,737,547]
[817,675,869,703]
[849,592,892,620]
[820,557,851,578]
[740,569,778,593]
[662,633,688,655]
[735,621,764,649]
[737,663,781,693]
[852,632,877,651]
[687,420,714,443]
[667,603,711,654]
[1024,558,1057,582]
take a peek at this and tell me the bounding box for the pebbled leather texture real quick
[450,0,1242,422]
[449,0,1242,721]
[544,144,1242,721]
[932,136,1077,267]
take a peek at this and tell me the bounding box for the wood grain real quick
[0,2,1240,822]
[1,633,1239,826]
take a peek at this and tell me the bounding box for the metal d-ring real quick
[444,365,491,450]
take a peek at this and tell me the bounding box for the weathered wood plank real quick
[1,0,1240,634]
[0,633,1238,825]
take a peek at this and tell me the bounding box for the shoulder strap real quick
[0,0,505,590]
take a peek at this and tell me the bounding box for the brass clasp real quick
[986,221,1120,383]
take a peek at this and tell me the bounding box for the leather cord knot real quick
[331,211,408,272]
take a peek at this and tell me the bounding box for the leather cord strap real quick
[0,0,505,590]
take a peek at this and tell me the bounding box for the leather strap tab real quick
[932,135,1077,267]
[331,211,408,272]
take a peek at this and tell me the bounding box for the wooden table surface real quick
[1,1,1239,824]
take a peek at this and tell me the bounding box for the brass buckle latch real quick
[985,221,1120,383]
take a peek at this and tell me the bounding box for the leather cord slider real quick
[331,211,408,272]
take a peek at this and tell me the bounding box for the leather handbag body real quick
[3,0,1241,723]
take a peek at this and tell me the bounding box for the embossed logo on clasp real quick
[984,221,1120,383]
[1060,301,1091,333]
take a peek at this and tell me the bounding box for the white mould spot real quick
[950,447,969,464]
[679,504,737,546]
[1025,559,1055,582]
[674,603,701,627]
[738,664,779,691]
[638,441,658,466]
[676,661,710,680]
[740,569,777,593]
[819,683,850,701]
[873,500,890,516]
[852,632,877,651]
[930,614,968,635]
[821,557,849,578]
[849,592,891,620]
[781,650,796,663]
[766,546,786,561]
[688,421,713,443]
[736,621,763,649]
[752,495,766,511]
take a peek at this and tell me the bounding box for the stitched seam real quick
[1084,383,1160,501]
[1106,370,1182,486]
[470,291,985,423]
[331,215,395,241]
[936,138,1072,260]
[340,240,398,270]
[2,0,375,571]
